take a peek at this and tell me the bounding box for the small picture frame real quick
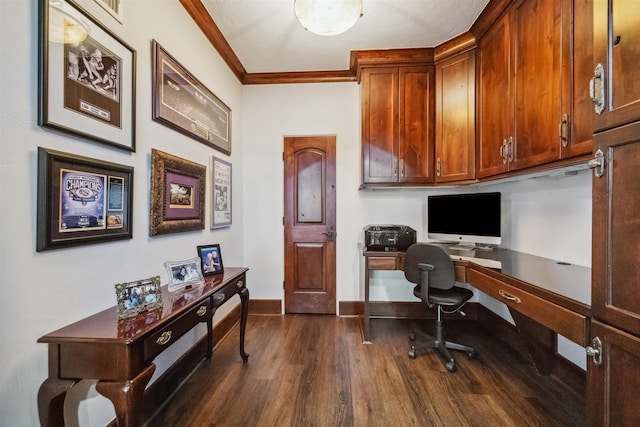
[165,256,205,292]
[211,156,232,229]
[115,276,163,320]
[197,243,224,276]
[149,149,206,236]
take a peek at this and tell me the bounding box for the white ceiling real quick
[201,0,490,73]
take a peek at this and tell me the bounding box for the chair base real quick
[407,308,478,373]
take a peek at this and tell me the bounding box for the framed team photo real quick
[36,147,133,251]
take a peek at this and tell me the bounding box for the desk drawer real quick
[467,269,587,345]
[212,276,246,308]
[368,256,400,270]
[144,299,211,362]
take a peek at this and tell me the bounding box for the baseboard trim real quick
[339,300,478,320]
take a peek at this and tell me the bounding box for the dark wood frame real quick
[152,40,231,155]
[115,275,163,319]
[36,147,133,251]
[197,243,224,276]
[211,156,232,228]
[149,149,206,236]
[38,0,136,151]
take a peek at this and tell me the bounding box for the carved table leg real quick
[38,377,79,427]
[95,364,156,427]
[239,286,250,363]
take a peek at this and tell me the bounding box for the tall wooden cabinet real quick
[359,54,435,186]
[477,0,592,178]
[587,1,640,424]
[435,36,476,183]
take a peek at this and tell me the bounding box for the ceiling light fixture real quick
[294,0,363,36]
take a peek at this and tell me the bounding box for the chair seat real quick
[413,285,473,306]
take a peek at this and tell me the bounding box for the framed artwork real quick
[115,275,163,319]
[36,147,133,251]
[93,0,123,23]
[38,0,136,151]
[197,243,224,276]
[211,156,232,228]
[150,149,206,236]
[152,40,231,155]
[164,257,204,292]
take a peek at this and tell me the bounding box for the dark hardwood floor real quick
[149,315,585,426]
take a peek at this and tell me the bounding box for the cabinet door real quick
[399,66,434,184]
[361,67,399,184]
[435,50,476,183]
[561,0,593,159]
[477,11,511,178]
[593,0,640,132]
[587,320,640,426]
[510,0,562,170]
[592,121,640,336]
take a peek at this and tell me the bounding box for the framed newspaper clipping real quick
[36,147,133,251]
[211,156,231,228]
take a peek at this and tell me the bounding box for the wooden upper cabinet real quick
[592,0,640,132]
[435,46,476,183]
[360,64,434,185]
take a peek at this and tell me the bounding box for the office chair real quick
[404,243,477,372]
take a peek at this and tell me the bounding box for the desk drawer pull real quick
[196,306,207,317]
[237,280,244,288]
[216,293,226,303]
[498,290,522,304]
[156,331,172,346]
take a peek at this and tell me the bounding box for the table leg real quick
[239,287,250,363]
[95,364,155,427]
[363,261,371,344]
[37,377,79,427]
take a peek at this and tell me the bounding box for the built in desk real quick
[37,267,249,427]
[363,247,591,374]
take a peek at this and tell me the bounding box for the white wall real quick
[0,0,244,425]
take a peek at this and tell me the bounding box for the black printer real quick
[364,225,416,252]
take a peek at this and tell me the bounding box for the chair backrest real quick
[404,243,456,290]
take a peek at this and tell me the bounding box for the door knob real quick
[322,230,336,241]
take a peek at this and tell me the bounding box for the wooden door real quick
[561,0,593,159]
[510,0,562,171]
[398,65,434,184]
[477,11,512,178]
[361,67,399,184]
[593,0,640,132]
[435,49,476,183]
[589,122,640,423]
[284,136,336,314]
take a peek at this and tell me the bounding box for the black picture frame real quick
[149,149,206,236]
[38,0,136,152]
[36,147,134,251]
[197,243,224,276]
[152,40,231,155]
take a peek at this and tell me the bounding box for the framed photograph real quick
[150,149,206,236]
[165,257,205,292]
[93,0,123,23]
[115,275,163,320]
[38,0,136,151]
[152,40,231,155]
[197,243,224,276]
[211,156,232,228]
[36,147,133,251]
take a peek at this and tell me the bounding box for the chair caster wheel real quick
[409,332,416,341]
[468,350,478,359]
[408,346,416,359]
[445,361,457,373]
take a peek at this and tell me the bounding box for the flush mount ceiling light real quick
[294,0,363,36]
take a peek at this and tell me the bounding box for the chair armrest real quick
[417,263,434,271]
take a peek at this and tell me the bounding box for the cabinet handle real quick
[500,139,507,164]
[588,148,605,179]
[216,293,226,303]
[196,306,207,317]
[399,158,405,177]
[393,158,398,177]
[559,113,569,147]
[436,158,441,176]
[156,331,172,346]
[237,280,244,288]
[507,137,514,162]
[589,63,605,114]
[498,290,521,304]
[586,337,603,366]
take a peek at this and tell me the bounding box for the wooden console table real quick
[363,248,591,374]
[37,267,249,427]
